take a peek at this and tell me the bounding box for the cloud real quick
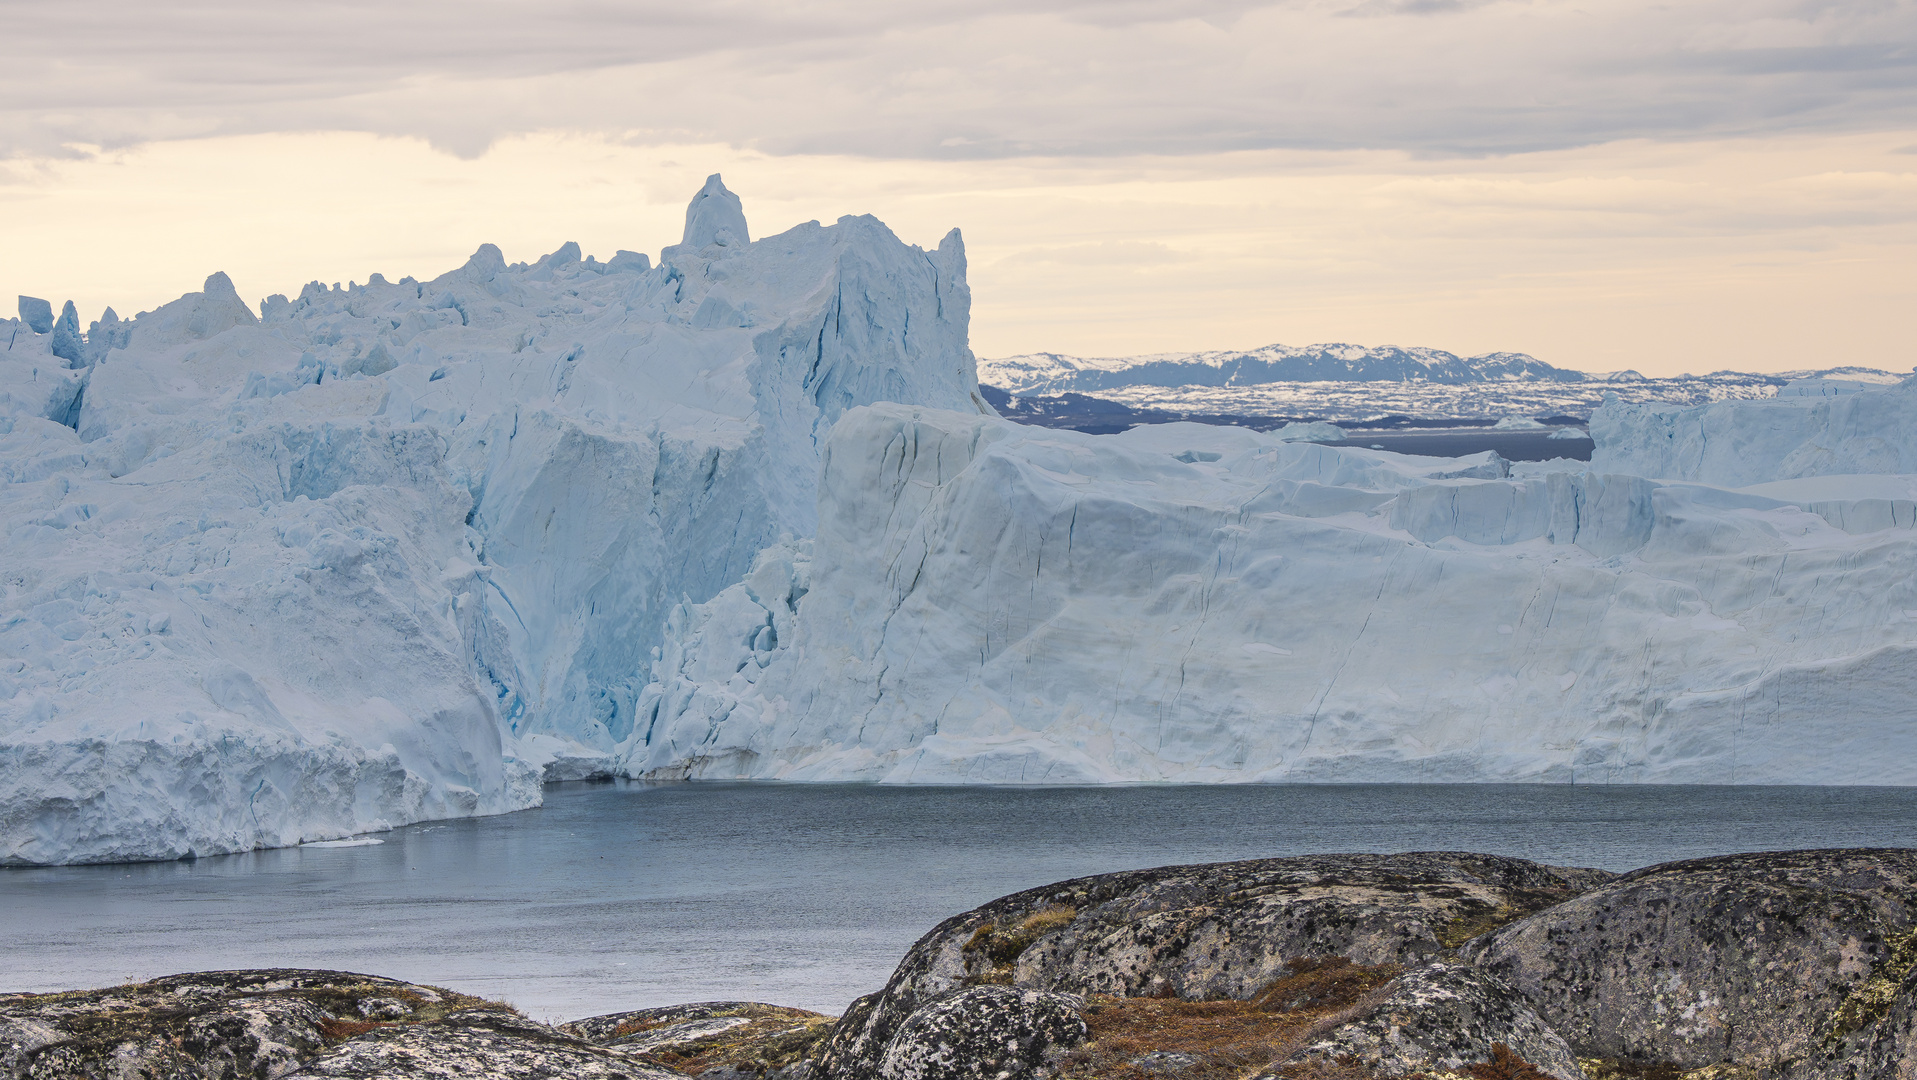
[1,1,1913,162]
[998,241,1189,267]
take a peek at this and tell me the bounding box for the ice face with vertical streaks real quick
[625,393,1917,786]
[0,177,989,864]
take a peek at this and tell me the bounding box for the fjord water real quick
[5,782,1915,1020]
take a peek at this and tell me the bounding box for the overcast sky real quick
[3,0,1914,374]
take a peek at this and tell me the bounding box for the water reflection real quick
[5,782,1914,1019]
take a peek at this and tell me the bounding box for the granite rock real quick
[818,852,1608,1080]
[286,1007,683,1078]
[874,987,1086,1080]
[1464,849,1917,1078]
[1271,963,1582,1080]
[562,1001,834,1078]
[0,969,494,1079]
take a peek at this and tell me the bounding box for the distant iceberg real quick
[1592,381,1917,487]
[627,388,1917,786]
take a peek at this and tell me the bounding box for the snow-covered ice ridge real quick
[631,383,1917,786]
[1,175,988,864]
[981,349,1905,423]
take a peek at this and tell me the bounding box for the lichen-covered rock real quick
[819,853,1607,1080]
[1271,963,1583,1080]
[287,1007,684,1078]
[0,969,488,1079]
[1464,849,1917,1078]
[1824,959,1917,1080]
[561,1001,834,1078]
[874,987,1086,1080]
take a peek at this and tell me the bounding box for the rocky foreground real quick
[7,849,1917,1080]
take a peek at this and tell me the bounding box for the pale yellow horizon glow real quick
[3,130,1913,378]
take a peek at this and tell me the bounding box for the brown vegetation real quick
[1577,1059,1687,1080]
[612,1006,837,1075]
[317,1018,383,1040]
[1466,1043,1556,1080]
[962,905,1079,983]
[1051,957,1401,1080]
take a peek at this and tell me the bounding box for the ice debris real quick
[51,300,84,366]
[681,173,751,250]
[18,295,53,334]
[1271,420,1346,443]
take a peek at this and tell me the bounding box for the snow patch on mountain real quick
[982,345,1584,396]
[981,349,1908,426]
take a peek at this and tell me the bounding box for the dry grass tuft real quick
[1052,957,1401,1080]
[635,1013,838,1075]
[317,1018,384,1040]
[1579,1059,1687,1080]
[1250,957,1399,1014]
[1466,1043,1555,1080]
[963,905,1080,984]
[1437,903,1532,950]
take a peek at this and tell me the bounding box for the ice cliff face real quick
[630,392,1917,785]
[1591,379,1917,487]
[1,176,988,863]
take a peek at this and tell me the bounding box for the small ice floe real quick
[302,837,385,848]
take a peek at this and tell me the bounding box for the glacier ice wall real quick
[627,401,1917,785]
[1590,378,1917,487]
[1,176,989,863]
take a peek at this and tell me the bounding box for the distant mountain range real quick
[976,344,1909,432]
[979,344,1902,397]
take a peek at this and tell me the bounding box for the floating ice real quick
[1591,378,1917,486]
[12,175,1917,865]
[1271,420,1347,443]
[624,402,1917,785]
[1,177,988,864]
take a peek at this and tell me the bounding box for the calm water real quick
[1330,429,1591,461]
[4,782,1914,1021]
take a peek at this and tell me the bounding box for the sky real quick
[2,0,1914,376]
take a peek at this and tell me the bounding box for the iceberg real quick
[626,401,1917,785]
[1270,420,1347,443]
[1590,378,1917,487]
[1,176,989,864]
[11,169,1917,864]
